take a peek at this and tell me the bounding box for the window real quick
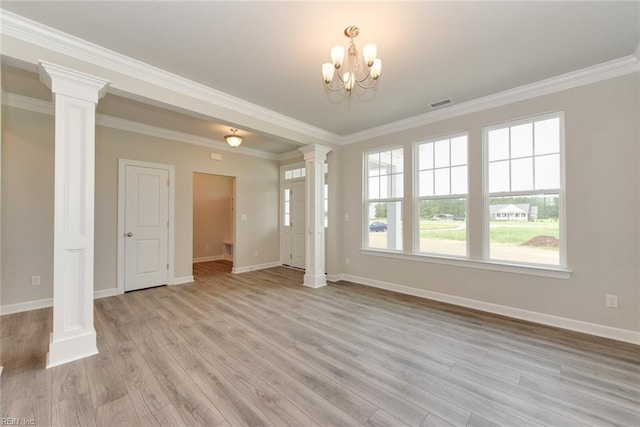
[284,167,305,180]
[416,133,468,257]
[485,113,563,266]
[283,188,291,226]
[324,183,329,228]
[365,148,403,250]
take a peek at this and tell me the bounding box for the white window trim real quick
[363,146,404,251]
[413,131,470,258]
[360,249,571,279]
[482,111,567,268]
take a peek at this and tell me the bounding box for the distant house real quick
[490,204,538,221]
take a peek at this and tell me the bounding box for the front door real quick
[124,165,169,291]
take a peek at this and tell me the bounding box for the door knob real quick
[126,232,133,237]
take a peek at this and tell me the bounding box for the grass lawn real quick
[420,220,559,245]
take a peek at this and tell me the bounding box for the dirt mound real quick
[523,235,559,248]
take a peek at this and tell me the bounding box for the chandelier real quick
[224,128,243,147]
[322,26,382,95]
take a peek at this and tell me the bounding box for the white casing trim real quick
[0,288,118,316]
[193,255,224,263]
[339,274,640,345]
[232,262,281,274]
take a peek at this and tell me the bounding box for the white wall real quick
[193,173,234,261]
[1,106,280,306]
[339,73,640,336]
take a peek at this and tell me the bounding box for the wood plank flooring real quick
[1,260,639,426]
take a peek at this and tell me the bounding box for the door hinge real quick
[167,179,170,186]
[290,254,292,260]
[167,221,169,227]
[167,263,169,270]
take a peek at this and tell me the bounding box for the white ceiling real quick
[1,1,639,153]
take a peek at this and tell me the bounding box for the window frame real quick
[363,146,405,252]
[414,131,470,258]
[482,111,566,268]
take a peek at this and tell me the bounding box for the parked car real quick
[431,214,454,221]
[369,222,388,232]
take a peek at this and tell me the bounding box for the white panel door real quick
[290,180,306,269]
[124,165,169,291]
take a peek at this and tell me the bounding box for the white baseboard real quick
[193,255,224,263]
[170,275,194,286]
[0,298,53,315]
[94,288,118,299]
[232,261,281,274]
[326,274,344,283]
[0,288,119,316]
[340,274,640,345]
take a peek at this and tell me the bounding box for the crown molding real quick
[0,9,339,146]
[341,55,640,145]
[2,92,53,115]
[277,149,304,162]
[98,116,280,161]
[2,92,280,161]
[2,9,638,149]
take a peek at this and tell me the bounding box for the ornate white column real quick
[299,144,332,288]
[39,61,109,368]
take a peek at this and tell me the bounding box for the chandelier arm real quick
[333,70,349,84]
[355,79,379,90]
[325,75,348,91]
[354,72,374,84]
[324,84,348,92]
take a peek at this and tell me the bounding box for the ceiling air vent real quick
[430,98,453,109]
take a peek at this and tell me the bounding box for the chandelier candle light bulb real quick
[322,26,382,95]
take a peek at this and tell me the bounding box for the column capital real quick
[39,61,109,103]
[298,144,332,160]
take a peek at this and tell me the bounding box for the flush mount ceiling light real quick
[322,26,382,96]
[224,128,243,147]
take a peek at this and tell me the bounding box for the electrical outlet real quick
[345,257,350,265]
[31,275,41,286]
[605,294,618,308]
[254,250,259,257]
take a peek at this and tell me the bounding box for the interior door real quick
[124,165,169,291]
[290,180,306,269]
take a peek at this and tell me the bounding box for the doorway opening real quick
[192,173,235,270]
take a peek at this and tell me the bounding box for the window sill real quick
[360,249,572,279]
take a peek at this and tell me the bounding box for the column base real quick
[303,273,327,289]
[46,329,98,369]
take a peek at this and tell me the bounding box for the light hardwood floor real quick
[1,260,639,426]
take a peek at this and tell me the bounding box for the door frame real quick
[279,162,307,267]
[117,159,175,294]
